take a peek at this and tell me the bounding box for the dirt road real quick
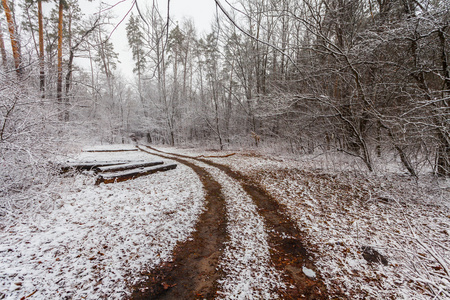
[129,146,330,299]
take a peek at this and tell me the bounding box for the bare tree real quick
[0,17,8,66]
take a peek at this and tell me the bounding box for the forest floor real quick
[0,144,449,299]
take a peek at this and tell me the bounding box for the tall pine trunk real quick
[2,0,21,74]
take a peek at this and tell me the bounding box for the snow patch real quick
[0,147,205,299]
[302,266,316,279]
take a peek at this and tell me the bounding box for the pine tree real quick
[126,14,146,77]
[126,13,147,116]
[23,0,49,96]
[57,0,69,120]
[1,0,20,74]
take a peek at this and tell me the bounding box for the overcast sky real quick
[82,0,217,80]
[39,0,216,79]
[113,0,217,79]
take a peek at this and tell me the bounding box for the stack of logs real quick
[61,160,177,185]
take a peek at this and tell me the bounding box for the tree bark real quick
[411,29,449,177]
[95,161,163,173]
[61,160,141,173]
[2,0,21,74]
[436,27,450,176]
[38,0,45,97]
[95,164,177,185]
[57,0,64,120]
[65,49,73,121]
[63,11,73,122]
[0,21,7,66]
[436,136,450,177]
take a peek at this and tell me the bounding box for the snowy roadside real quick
[156,146,450,299]
[153,150,285,299]
[0,146,205,299]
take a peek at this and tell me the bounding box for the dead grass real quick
[244,166,449,299]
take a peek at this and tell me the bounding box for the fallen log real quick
[83,149,138,152]
[95,163,177,185]
[195,153,236,158]
[60,160,143,173]
[94,161,164,173]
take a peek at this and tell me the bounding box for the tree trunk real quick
[437,144,450,177]
[411,29,449,177]
[61,160,140,172]
[437,26,450,176]
[394,144,417,177]
[214,95,223,150]
[436,27,450,176]
[57,0,64,120]
[376,121,382,158]
[95,163,177,185]
[64,13,73,122]
[0,21,7,66]
[95,161,163,173]
[65,49,74,121]
[2,0,21,74]
[38,0,45,97]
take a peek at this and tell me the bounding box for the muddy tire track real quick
[144,146,330,299]
[129,148,227,299]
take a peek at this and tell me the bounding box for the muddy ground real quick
[129,146,338,299]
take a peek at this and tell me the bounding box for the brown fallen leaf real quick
[161,282,177,290]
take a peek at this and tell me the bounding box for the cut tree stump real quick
[95,163,177,185]
[61,160,144,173]
[94,161,164,173]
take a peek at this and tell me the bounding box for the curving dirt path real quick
[140,146,330,299]
[128,151,227,299]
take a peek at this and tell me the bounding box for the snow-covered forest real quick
[1,0,449,299]
[1,0,449,175]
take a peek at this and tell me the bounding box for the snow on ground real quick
[198,164,284,299]
[2,143,448,299]
[0,146,205,299]
[156,146,450,299]
[82,144,139,151]
[155,151,285,299]
[214,156,450,299]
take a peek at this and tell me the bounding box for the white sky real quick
[88,0,217,79]
[39,0,217,79]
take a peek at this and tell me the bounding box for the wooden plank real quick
[95,161,164,173]
[95,164,178,185]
